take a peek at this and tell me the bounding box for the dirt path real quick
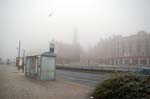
[0,65,93,99]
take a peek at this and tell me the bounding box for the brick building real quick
[93,31,150,66]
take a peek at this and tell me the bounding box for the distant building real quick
[55,30,80,65]
[55,41,80,64]
[0,58,3,64]
[93,31,150,66]
[6,59,10,64]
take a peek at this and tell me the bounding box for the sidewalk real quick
[0,65,93,99]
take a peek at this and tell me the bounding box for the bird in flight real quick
[49,12,53,17]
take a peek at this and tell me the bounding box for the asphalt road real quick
[56,69,110,86]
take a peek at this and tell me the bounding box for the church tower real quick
[72,27,80,63]
[73,27,78,45]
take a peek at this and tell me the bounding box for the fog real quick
[0,0,150,60]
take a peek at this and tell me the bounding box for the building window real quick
[132,60,138,65]
[125,60,129,64]
[140,60,147,65]
[119,59,123,64]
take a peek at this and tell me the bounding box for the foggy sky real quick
[0,0,150,60]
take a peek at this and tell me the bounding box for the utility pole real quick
[16,40,21,69]
[18,40,21,58]
[23,50,25,59]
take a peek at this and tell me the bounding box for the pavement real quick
[0,65,93,99]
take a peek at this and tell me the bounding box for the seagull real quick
[49,12,53,17]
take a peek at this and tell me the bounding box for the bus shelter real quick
[25,52,56,80]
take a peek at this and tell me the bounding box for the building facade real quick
[93,31,150,66]
[55,42,80,64]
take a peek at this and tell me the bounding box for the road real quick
[56,69,110,86]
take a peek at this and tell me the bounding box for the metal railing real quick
[56,64,149,72]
